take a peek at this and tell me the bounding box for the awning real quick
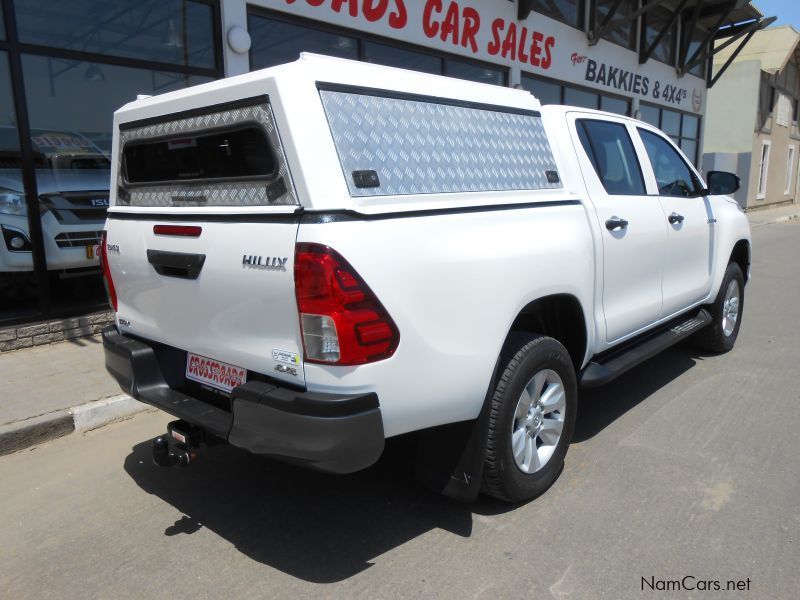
[516,0,776,87]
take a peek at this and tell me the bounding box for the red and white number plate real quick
[186,352,246,393]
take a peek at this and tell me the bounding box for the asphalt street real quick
[1,221,798,599]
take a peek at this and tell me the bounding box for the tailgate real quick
[106,216,303,386]
[106,96,305,386]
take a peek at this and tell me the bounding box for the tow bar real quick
[151,420,206,468]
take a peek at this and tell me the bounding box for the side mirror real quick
[705,171,740,196]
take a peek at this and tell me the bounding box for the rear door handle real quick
[605,216,629,231]
[146,249,206,280]
[668,212,685,225]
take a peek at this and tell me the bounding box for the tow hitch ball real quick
[152,420,204,468]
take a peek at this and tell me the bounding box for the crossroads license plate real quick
[185,352,247,393]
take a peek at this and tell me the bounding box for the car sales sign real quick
[261,0,704,113]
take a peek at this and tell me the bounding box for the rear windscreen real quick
[123,126,275,184]
[116,98,297,207]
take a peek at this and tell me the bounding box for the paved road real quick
[2,222,798,599]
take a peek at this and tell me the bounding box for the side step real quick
[579,308,712,388]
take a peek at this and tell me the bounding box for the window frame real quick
[757,140,771,200]
[637,126,704,198]
[576,117,647,197]
[121,123,279,187]
[785,145,796,197]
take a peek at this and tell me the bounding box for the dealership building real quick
[0,0,770,330]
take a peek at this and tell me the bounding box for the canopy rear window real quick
[116,97,297,207]
[122,126,275,184]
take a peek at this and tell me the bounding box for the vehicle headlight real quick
[0,188,27,216]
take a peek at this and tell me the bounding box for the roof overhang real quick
[516,0,774,87]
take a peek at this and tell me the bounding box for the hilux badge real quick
[242,255,288,271]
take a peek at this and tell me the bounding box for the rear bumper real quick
[102,326,384,473]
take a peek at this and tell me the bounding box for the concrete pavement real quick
[0,219,797,599]
[0,333,145,455]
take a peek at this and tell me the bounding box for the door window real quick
[576,119,645,195]
[638,129,701,197]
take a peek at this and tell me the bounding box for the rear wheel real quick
[693,262,744,353]
[482,334,577,503]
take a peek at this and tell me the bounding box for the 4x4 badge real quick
[242,255,288,271]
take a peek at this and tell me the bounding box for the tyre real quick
[482,334,578,503]
[693,262,744,354]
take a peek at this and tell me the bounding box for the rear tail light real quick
[294,243,399,365]
[99,230,117,312]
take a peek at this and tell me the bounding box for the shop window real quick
[0,51,40,321]
[564,86,599,110]
[20,54,212,316]
[638,104,660,126]
[364,42,441,75]
[248,15,357,70]
[643,5,675,65]
[248,9,507,86]
[593,0,636,51]
[521,74,629,115]
[601,95,629,116]
[639,104,702,165]
[521,76,561,105]
[529,0,584,28]
[444,59,505,86]
[661,110,681,138]
[14,0,217,69]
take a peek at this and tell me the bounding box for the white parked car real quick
[0,129,110,290]
[102,54,750,502]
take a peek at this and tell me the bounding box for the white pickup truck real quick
[102,54,750,503]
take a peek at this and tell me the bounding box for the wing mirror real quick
[704,171,740,196]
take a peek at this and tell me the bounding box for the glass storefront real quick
[0,0,221,325]
[1,50,39,321]
[639,103,701,165]
[247,9,508,86]
[14,0,216,69]
[521,74,631,116]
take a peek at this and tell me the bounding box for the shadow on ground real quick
[574,346,700,442]
[124,345,702,582]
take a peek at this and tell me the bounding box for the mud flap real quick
[413,357,500,503]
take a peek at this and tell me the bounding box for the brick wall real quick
[0,311,114,353]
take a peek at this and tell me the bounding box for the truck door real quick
[570,114,667,343]
[636,127,714,316]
